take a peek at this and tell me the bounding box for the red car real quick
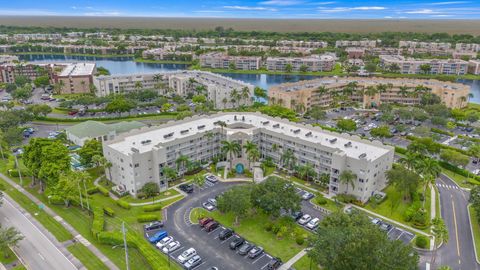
[199,217,213,227]
[68,111,78,116]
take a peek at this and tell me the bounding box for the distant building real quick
[266,55,335,72]
[141,47,193,61]
[199,52,261,70]
[455,43,480,52]
[452,51,477,60]
[0,55,18,65]
[399,41,451,50]
[66,120,145,146]
[276,40,328,48]
[345,47,366,59]
[335,40,377,48]
[468,60,480,75]
[53,63,96,94]
[379,55,468,75]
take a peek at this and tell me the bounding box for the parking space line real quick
[208,227,220,235]
[265,254,272,259]
[169,247,185,256]
[191,261,206,270]
[220,235,232,244]
[261,263,270,269]
[252,254,266,264]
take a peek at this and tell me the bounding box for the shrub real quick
[264,222,274,232]
[91,208,105,238]
[394,146,408,155]
[335,194,357,203]
[295,236,305,245]
[142,203,162,212]
[103,207,115,217]
[87,186,99,195]
[49,195,64,205]
[272,224,281,234]
[97,186,110,196]
[116,200,131,209]
[97,231,135,246]
[415,236,428,249]
[316,197,328,205]
[137,214,158,223]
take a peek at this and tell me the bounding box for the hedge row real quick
[91,207,105,238]
[97,231,135,246]
[97,186,110,197]
[87,186,99,195]
[137,214,158,222]
[116,200,131,209]
[35,111,178,123]
[406,135,470,156]
[430,127,454,137]
[438,161,480,182]
[103,207,115,217]
[142,203,162,212]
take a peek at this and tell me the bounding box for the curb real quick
[467,204,480,264]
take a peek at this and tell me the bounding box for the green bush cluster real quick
[103,206,115,217]
[142,203,162,212]
[415,236,428,249]
[438,161,480,182]
[91,207,105,238]
[49,195,64,205]
[116,200,131,209]
[430,128,454,136]
[137,214,158,222]
[316,196,328,205]
[97,186,110,196]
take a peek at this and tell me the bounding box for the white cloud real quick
[384,16,393,18]
[260,0,303,5]
[0,9,59,15]
[428,1,470,5]
[404,9,440,14]
[430,14,455,17]
[193,10,225,13]
[319,6,386,13]
[223,6,277,11]
[83,11,122,16]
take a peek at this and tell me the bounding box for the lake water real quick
[20,54,480,104]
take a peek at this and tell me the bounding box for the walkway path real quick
[279,249,308,270]
[0,172,119,270]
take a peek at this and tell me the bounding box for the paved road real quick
[434,174,479,270]
[0,195,79,270]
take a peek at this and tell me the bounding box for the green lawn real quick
[364,185,431,232]
[441,169,477,189]
[0,247,18,265]
[263,166,276,176]
[191,208,305,262]
[469,206,480,262]
[67,243,109,270]
[122,188,180,203]
[293,255,322,270]
[310,194,344,213]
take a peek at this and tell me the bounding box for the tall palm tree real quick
[280,149,296,170]
[398,85,410,97]
[315,86,328,97]
[243,141,257,155]
[204,131,215,160]
[241,87,250,105]
[399,152,421,172]
[376,83,388,94]
[269,96,276,105]
[222,97,228,108]
[247,148,261,173]
[431,217,449,266]
[231,89,240,107]
[365,86,378,96]
[175,155,190,176]
[221,140,241,169]
[134,81,143,91]
[339,170,357,194]
[417,158,441,207]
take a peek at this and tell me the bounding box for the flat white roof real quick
[59,63,95,77]
[107,113,391,161]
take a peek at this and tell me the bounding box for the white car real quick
[184,255,202,270]
[202,202,215,211]
[371,218,381,226]
[155,236,173,249]
[177,248,197,264]
[207,198,217,206]
[306,218,320,230]
[162,241,181,254]
[298,214,312,225]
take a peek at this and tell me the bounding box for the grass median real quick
[469,205,480,262]
[67,243,109,270]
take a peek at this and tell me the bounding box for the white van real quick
[177,247,197,263]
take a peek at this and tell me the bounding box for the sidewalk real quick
[0,172,119,270]
[279,249,308,270]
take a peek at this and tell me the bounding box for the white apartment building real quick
[94,71,253,109]
[468,60,480,75]
[379,55,468,75]
[141,47,193,60]
[276,40,328,48]
[266,55,335,72]
[399,41,451,50]
[199,52,261,70]
[12,33,62,41]
[335,40,377,48]
[103,112,394,202]
[455,43,480,52]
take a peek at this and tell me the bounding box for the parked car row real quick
[202,198,217,211]
[298,214,320,230]
[198,217,282,270]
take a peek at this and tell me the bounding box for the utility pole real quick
[77,181,84,209]
[13,153,23,186]
[122,222,130,270]
[82,178,90,212]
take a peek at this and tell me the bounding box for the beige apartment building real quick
[276,40,328,48]
[455,43,480,52]
[379,55,468,75]
[199,52,261,70]
[103,112,394,202]
[266,55,335,72]
[335,40,377,48]
[53,63,96,94]
[469,60,480,75]
[268,77,470,110]
[399,41,451,50]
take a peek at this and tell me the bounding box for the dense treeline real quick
[1,25,480,46]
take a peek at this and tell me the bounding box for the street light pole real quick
[122,222,130,270]
[13,154,23,186]
[82,179,90,212]
[77,181,84,209]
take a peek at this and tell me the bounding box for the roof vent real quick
[359,153,367,158]
[273,123,280,128]
[163,132,174,139]
[242,116,245,121]
[305,132,312,137]
[293,129,301,134]
[141,140,152,145]
[180,130,189,134]
[197,125,205,130]
[131,147,139,153]
[234,115,238,120]
[329,138,337,144]
[344,142,352,147]
[262,121,270,125]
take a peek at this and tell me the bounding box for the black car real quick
[219,228,234,240]
[238,242,253,255]
[229,235,245,250]
[267,257,282,270]
[290,211,303,221]
[179,184,194,193]
[144,221,164,231]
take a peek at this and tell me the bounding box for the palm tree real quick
[315,86,328,97]
[290,99,296,111]
[0,225,24,259]
[153,73,162,82]
[431,217,449,266]
[204,131,215,160]
[365,86,378,96]
[80,81,86,92]
[222,97,228,108]
[175,155,190,176]
[221,140,241,170]
[247,148,261,176]
[231,89,240,107]
[398,85,409,97]
[339,170,357,194]
[244,141,259,169]
[280,149,296,170]
[269,96,276,105]
[241,87,250,105]
[376,83,388,94]
[162,167,177,184]
[417,158,441,207]
[134,81,143,91]
[399,152,421,172]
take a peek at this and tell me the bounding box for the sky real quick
[1,0,480,19]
